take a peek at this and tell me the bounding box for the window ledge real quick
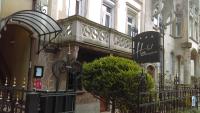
[153,26,159,31]
[76,90,86,95]
[170,34,182,39]
[103,0,115,7]
[190,37,199,44]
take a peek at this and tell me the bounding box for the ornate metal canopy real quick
[1,10,62,53]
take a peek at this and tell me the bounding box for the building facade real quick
[0,0,142,113]
[144,0,200,87]
[1,0,200,113]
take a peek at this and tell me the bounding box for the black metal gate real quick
[0,78,76,113]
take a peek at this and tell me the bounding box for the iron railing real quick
[0,85,26,113]
[138,88,199,113]
[0,79,76,113]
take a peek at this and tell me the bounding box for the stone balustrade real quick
[56,15,132,54]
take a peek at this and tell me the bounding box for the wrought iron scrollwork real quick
[34,1,48,14]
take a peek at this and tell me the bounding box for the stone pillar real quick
[47,0,52,16]
[183,48,191,84]
[50,0,58,19]
[196,54,200,77]
[68,44,79,62]
[182,0,190,84]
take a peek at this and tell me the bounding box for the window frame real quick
[101,0,115,28]
[126,2,139,37]
[127,14,137,37]
[102,4,112,27]
[194,22,198,41]
[152,6,161,29]
[189,16,193,38]
[76,0,86,16]
[175,21,181,37]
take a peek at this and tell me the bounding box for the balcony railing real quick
[57,15,132,54]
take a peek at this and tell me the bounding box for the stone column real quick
[182,0,191,84]
[183,48,191,84]
[69,44,79,61]
[47,0,52,16]
[196,54,200,77]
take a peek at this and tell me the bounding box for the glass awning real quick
[6,10,62,36]
[2,10,62,54]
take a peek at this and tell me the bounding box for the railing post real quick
[137,70,147,113]
[196,88,199,109]
[196,87,198,110]
[109,30,114,52]
[137,74,141,113]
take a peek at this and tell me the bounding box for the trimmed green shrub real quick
[82,55,154,113]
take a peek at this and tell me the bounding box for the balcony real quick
[57,15,132,56]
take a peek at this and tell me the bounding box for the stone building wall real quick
[32,43,100,112]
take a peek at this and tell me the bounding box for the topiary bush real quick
[82,55,154,113]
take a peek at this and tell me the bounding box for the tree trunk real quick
[111,99,115,113]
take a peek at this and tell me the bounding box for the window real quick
[76,0,80,15]
[170,17,173,35]
[171,17,182,38]
[127,15,137,37]
[76,0,85,16]
[195,22,198,41]
[102,4,112,27]
[189,17,193,38]
[101,0,115,28]
[126,3,139,37]
[191,60,195,76]
[177,56,181,78]
[155,15,161,28]
[176,22,181,37]
[153,16,159,27]
[170,52,175,76]
[152,7,161,28]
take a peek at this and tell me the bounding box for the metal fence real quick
[0,85,26,113]
[0,79,76,113]
[138,88,199,113]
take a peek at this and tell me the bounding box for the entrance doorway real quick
[0,24,31,85]
[147,65,155,78]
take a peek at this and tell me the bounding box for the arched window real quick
[147,65,155,78]
[191,49,198,76]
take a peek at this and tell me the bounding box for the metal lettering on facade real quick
[133,31,161,63]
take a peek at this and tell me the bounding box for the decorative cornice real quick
[134,0,143,5]
[189,37,199,44]
[126,2,141,12]
[181,42,192,48]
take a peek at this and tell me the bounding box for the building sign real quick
[133,31,161,63]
